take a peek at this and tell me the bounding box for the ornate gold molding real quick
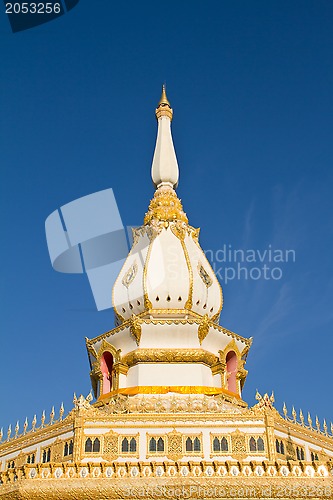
[230,429,247,460]
[2,458,332,500]
[102,430,118,461]
[129,315,142,345]
[144,186,188,226]
[166,429,182,461]
[87,316,252,349]
[198,314,210,344]
[99,385,243,398]
[122,348,218,367]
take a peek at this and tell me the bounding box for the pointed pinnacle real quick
[299,409,304,425]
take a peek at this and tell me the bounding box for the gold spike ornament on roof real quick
[144,185,188,226]
[155,85,173,120]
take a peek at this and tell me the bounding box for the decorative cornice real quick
[86,316,251,350]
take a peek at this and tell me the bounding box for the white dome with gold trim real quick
[112,88,223,324]
[88,87,251,404]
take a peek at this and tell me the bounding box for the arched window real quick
[296,447,300,460]
[226,351,238,393]
[69,440,73,455]
[64,442,69,456]
[280,441,285,455]
[221,437,228,452]
[300,448,304,460]
[157,437,164,452]
[121,438,129,453]
[213,437,220,452]
[149,437,157,452]
[130,437,137,453]
[249,437,257,452]
[100,351,114,395]
[85,438,92,453]
[93,438,100,453]
[257,437,264,451]
[186,437,193,452]
[42,448,51,463]
[276,439,280,454]
[193,437,201,452]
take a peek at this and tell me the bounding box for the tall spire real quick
[151,85,179,189]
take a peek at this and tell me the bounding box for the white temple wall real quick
[125,363,214,387]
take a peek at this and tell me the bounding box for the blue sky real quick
[1,1,333,433]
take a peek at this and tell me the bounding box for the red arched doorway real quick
[100,351,114,394]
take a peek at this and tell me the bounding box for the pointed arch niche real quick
[219,340,248,397]
[96,340,121,397]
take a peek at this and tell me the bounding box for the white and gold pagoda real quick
[1,88,333,499]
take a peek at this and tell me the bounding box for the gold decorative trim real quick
[198,314,210,344]
[99,385,243,398]
[122,348,218,367]
[230,428,247,460]
[166,429,182,461]
[87,316,252,349]
[1,459,333,500]
[86,342,97,360]
[96,340,121,362]
[129,315,142,345]
[180,237,193,309]
[144,186,188,226]
[96,392,247,414]
[102,430,118,461]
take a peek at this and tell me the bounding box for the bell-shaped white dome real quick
[113,185,223,323]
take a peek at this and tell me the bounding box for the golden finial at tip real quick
[156,84,173,120]
[158,84,171,106]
